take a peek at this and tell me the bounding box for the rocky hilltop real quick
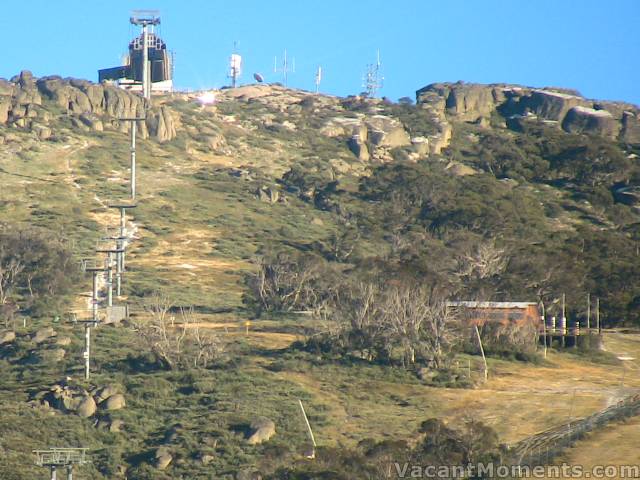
[416,81,640,144]
[1,70,638,170]
[0,70,176,143]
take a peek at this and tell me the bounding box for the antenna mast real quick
[229,41,242,88]
[362,49,384,98]
[315,66,322,94]
[274,49,295,86]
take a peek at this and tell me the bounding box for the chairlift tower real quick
[95,247,125,307]
[362,50,383,98]
[108,203,136,271]
[34,448,89,480]
[101,235,129,297]
[79,261,109,380]
[274,49,295,86]
[130,10,161,100]
[117,117,146,200]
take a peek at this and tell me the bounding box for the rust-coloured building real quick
[447,301,542,328]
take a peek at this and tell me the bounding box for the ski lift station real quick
[98,10,173,95]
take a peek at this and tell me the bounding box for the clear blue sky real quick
[1,0,638,104]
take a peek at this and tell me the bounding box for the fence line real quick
[510,393,640,466]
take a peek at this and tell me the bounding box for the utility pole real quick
[587,293,591,330]
[561,293,567,348]
[274,49,295,86]
[596,297,601,334]
[541,301,547,358]
[117,118,145,200]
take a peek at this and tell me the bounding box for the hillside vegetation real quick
[0,72,639,478]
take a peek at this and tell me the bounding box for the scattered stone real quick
[102,393,126,411]
[29,122,52,140]
[76,396,97,418]
[256,186,280,204]
[236,470,263,480]
[79,113,104,132]
[94,385,120,404]
[445,161,478,177]
[163,424,183,444]
[246,417,276,445]
[198,453,215,466]
[0,331,16,344]
[417,367,437,381]
[411,136,429,156]
[155,448,172,470]
[55,337,71,347]
[109,419,125,433]
[32,326,56,343]
[40,348,66,363]
[205,133,226,150]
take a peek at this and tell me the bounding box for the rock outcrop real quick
[154,448,172,470]
[416,81,640,144]
[0,70,176,142]
[621,111,640,144]
[0,331,16,344]
[562,106,620,138]
[102,393,126,411]
[246,417,276,445]
[76,396,97,418]
[32,326,56,344]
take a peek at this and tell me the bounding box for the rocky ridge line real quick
[0,70,176,142]
[417,81,640,144]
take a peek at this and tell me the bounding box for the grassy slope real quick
[0,88,639,478]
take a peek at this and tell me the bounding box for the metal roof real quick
[447,301,537,309]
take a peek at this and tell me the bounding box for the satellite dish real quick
[253,73,264,83]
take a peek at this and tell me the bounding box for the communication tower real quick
[362,50,384,98]
[229,42,242,88]
[274,49,295,86]
[315,66,322,94]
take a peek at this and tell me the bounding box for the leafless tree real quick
[333,281,387,361]
[456,239,508,281]
[143,291,174,326]
[135,293,223,370]
[333,282,461,368]
[181,307,222,368]
[247,253,341,316]
[135,293,183,369]
[0,258,23,307]
[383,285,428,366]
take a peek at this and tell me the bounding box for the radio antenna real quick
[274,49,295,86]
